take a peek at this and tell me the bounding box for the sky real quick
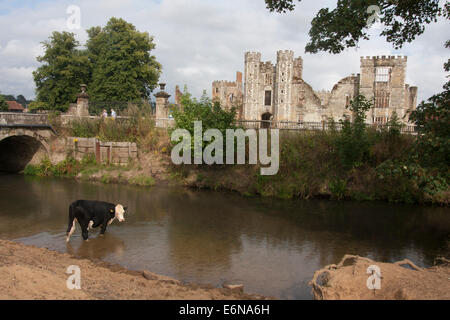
[0,0,448,104]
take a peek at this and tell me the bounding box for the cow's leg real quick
[66,218,77,243]
[66,205,76,243]
[81,225,89,241]
[72,206,90,241]
[87,221,94,231]
[100,219,109,235]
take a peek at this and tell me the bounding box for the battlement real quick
[260,61,274,67]
[245,51,261,61]
[277,50,294,60]
[212,80,238,87]
[277,50,294,55]
[361,55,407,62]
[260,61,275,73]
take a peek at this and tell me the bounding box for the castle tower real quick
[360,56,410,124]
[244,52,261,120]
[275,50,294,121]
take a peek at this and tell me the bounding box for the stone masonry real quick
[213,51,418,124]
[212,71,243,118]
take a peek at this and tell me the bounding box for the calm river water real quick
[0,174,448,299]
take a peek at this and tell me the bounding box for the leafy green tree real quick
[265,0,445,54]
[337,94,373,168]
[171,87,237,156]
[16,95,27,106]
[87,18,161,105]
[0,94,8,111]
[33,31,91,111]
[2,94,15,101]
[409,41,449,169]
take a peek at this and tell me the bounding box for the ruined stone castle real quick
[212,51,418,124]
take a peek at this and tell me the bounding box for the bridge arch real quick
[0,129,51,173]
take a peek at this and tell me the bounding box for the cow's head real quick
[115,204,127,222]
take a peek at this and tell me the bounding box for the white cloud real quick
[0,0,448,103]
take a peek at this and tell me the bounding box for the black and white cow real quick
[66,200,127,242]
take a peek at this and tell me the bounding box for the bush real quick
[67,104,159,150]
[170,88,238,160]
[336,94,373,169]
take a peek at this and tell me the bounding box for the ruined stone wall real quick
[212,72,243,111]
[292,81,323,122]
[360,56,410,124]
[322,74,360,121]
[215,52,417,124]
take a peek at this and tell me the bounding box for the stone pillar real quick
[76,84,90,117]
[154,83,171,128]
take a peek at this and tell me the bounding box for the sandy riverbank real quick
[0,240,268,300]
[310,255,450,300]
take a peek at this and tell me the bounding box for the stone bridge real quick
[0,112,56,173]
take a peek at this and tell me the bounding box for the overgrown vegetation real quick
[0,93,8,112]
[170,93,448,205]
[170,89,238,150]
[62,104,165,151]
[23,154,155,188]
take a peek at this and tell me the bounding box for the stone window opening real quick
[265,91,272,106]
[376,67,391,82]
[375,90,390,108]
[374,116,388,125]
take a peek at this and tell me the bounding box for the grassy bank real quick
[24,154,155,187]
[23,129,448,205]
[169,130,448,205]
[166,93,449,205]
[27,94,448,205]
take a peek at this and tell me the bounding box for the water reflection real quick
[66,234,126,260]
[0,174,448,299]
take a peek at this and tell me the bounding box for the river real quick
[0,174,448,299]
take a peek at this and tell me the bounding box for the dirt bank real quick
[0,240,268,300]
[309,254,450,300]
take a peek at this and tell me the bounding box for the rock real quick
[142,270,158,280]
[223,284,244,293]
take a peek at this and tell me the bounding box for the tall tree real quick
[409,40,450,169]
[87,17,161,104]
[0,93,8,111]
[2,94,15,101]
[16,95,27,106]
[33,31,90,111]
[265,0,445,54]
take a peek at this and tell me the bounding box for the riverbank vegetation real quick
[168,92,449,205]
[24,154,155,187]
[25,88,449,205]
[49,105,167,152]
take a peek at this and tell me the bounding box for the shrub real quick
[336,94,373,169]
[170,88,238,160]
